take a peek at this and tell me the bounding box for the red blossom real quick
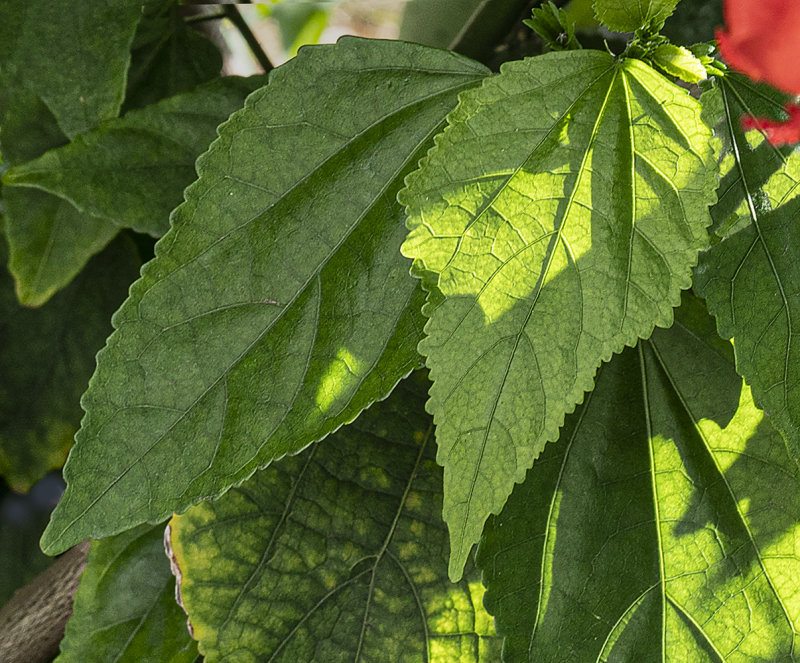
[716,0,800,95]
[741,103,800,146]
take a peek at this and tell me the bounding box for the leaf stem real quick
[223,4,273,74]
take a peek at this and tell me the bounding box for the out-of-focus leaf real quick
[0,0,141,138]
[0,236,140,492]
[661,0,722,45]
[478,294,800,661]
[4,76,266,237]
[593,0,679,32]
[56,524,196,663]
[401,50,717,580]
[169,376,501,662]
[123,1,222,112]
[41,38,489,555]
[695,80,800,468]
[0,475,63,606]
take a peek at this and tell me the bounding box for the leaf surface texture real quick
[401,50,717,579]
[41,37,489,554]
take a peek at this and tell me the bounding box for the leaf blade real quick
[401,51,718,580]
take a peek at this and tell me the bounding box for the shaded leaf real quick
[478,294,800,662]
[661,0,722,46]
[593,0,679,32]
[0,236,140,492]
[400,50,717,580]
[4,75,266,237]
[695,81,800,467]
[56,524,196,663]
[0,0,141,138]
[41,37,489,555]
[169,375,500,662]
[123,1,222,112]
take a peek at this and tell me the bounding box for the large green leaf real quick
[169,375,500,662]
[0,0,141,138]
[56,524,196,663]
[694,80,800,466]
[41,37,489,555]
[477,294,800,661]
[123,1,222,112]
[592,0,680,32]
[0,236,140,492]
[400,50,717,580]
[4,75,266,237]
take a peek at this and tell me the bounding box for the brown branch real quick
[0,541,90,663]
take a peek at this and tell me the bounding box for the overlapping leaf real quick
[4,76,266,237]
[401,50,717,579]
[694,78,800,465]
[41,38,489,555]
[478,294,800,662]
[0,236,140,492]
[169,376,500,663]
[593,0,680,32]
[56,524,196,663]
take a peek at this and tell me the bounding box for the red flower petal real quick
[717,0,800,95]
[741,103,800,146]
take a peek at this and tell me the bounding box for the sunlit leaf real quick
[401,50,717,580]
[695,79,800,468]
[41,37,489,555]
[56,524,196,663]
[478,294,800,661]
[169,376,500,662]
[592,0,679,32]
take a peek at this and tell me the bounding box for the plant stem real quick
[185,11,227,25]
[223,4,273,74]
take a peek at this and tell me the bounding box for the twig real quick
[223,4,273,74]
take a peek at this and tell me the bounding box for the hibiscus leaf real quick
[0,236,140,493]
[695,82,800,468]
[0,0,140,138]
[123,1,222,112]
[592,0,679,32]
[168,375,501,662]
[55,524,196,663]
[401,50,717,580]
[477,293,800,661]
[4,75,266,237]
[40,37,489,555]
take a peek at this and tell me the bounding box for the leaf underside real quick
[695,77,800,468]
[41,37,489,555]
[56,524,196,663]
[478,294,800,662]
[169,375,500,663]
[401,50,718,580]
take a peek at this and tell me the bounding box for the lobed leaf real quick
[478,294,800,661]
[0,236,140,492]
[56,524,196,663]
[4,75,266,237]
[592,0,679,32]
[401,50,718,580]
[695,78,800,468]
[169,375,501,663]
[41,37,489,555]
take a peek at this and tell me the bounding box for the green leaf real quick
[695,83,800,468]
[661,0,722,45]
[651,43,706,83]
[123,1,222,112]
[169,375,501,662]
[477,294,800,661]
[593,0,679,32]
[40,37,489,555]
[400,50,718,580]
[56,524,196,663]
[4,75,266,237]
[523,1,582,52]
[0,0,141,138]
[0,74,118,306]
[0,236,140,492]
